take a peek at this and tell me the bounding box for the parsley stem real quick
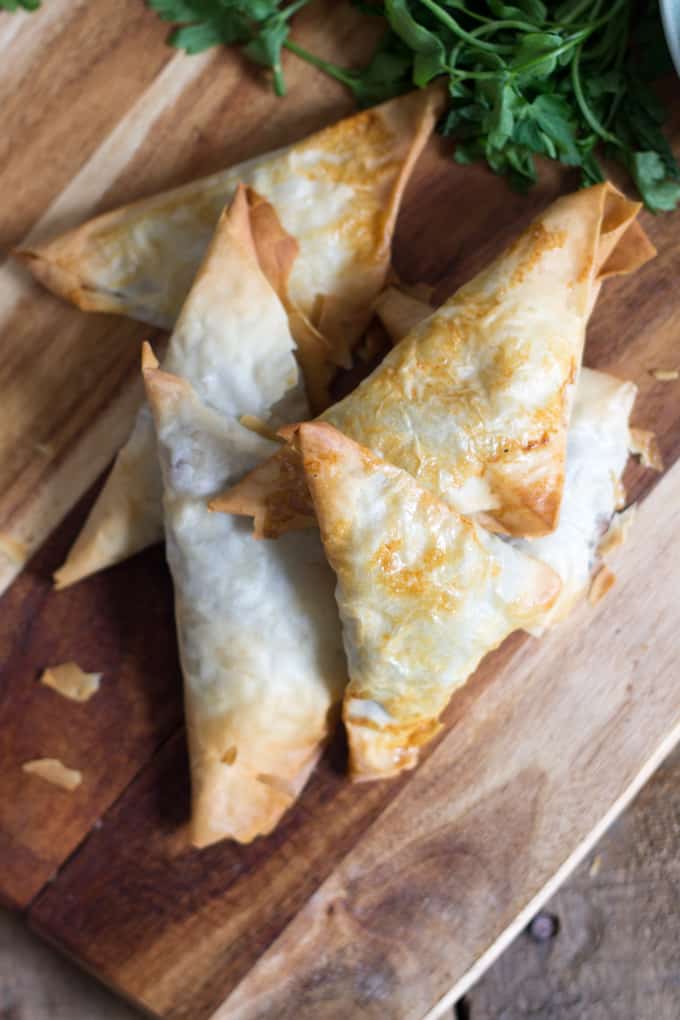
[272,66,285,97]
[283,39,357,89]
[571,43,621,147]
[580,0,625,63]
[465,23,527,56]
[418,0,504,55]
[509,30,589,77]
[470,19,552,41]
[281,0,310,20]
[579,0,628,40]
[599,2,629,132]
[559,0,597,24]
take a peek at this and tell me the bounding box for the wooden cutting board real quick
[1,3,680,1018]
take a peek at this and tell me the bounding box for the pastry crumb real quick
[40,662,101,702]
[598,504,636,558]
[589,854,602,878]
[629,428,663,471]
[651,369,678,382]
[22,758,82,791]
[589,565,617,605]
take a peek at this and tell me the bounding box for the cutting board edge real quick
[422,716,680,1020]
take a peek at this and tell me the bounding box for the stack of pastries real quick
[19,87,657,847]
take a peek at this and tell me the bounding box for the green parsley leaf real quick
[627,151,680,214]
[170,21,234,54]
[385,0,449,86]
[485,81,520,150]
[505,143,538,190]
[0,0,41,9]
[511,32,564,82]
[348,35,413,106]
[529,93,580,165]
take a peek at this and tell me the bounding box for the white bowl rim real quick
[660,0,680,76]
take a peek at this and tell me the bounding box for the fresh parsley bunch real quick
[145,0,680,212]
[5,0,678,211]
[391,0,680,212]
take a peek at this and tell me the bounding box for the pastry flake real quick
[629,427,664,470]
[588,564,617,605]
[40,662,101,702]
[22,758,82,792]
[598,503,637,558]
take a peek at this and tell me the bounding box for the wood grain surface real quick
[1,2,679,1018]
[25,459,680,1020]
[4,747,680,1018]
[468,746,680,1020]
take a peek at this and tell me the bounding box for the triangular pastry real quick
[215,183,654,539]
[54,186,305,589]
[297,422,560,781]
[143,352,346,845]
[18,87,443,403]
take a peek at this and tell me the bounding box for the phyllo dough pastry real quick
[143,351,346,845]
[297,423,560,781]
[54,186,305,589]
[18,86,443,397]
[375,285,642,629]
[215,183,654,539]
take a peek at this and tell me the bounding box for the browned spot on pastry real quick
[508,223,567,286]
